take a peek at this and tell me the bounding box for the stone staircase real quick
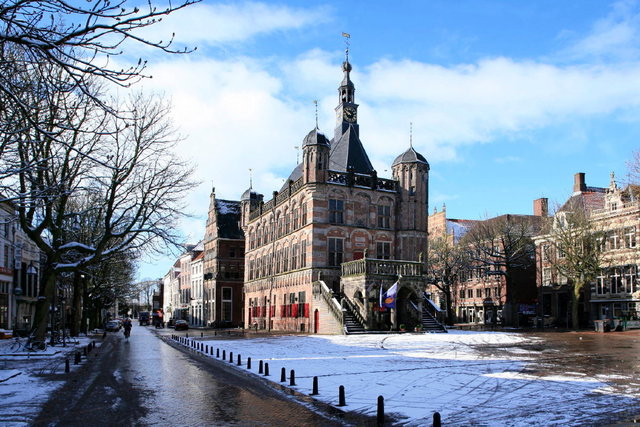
[421,305,447,333]
[342,301,366,334]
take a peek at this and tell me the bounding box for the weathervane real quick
[342,32,350,61]
[248,168,252,189]
[294,146,299,164]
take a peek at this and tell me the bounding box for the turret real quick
[302,128,330,184]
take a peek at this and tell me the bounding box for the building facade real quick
[535,172,640,328]
[202,190,244,328]
[242,58,430,334]
[428,200,546,326]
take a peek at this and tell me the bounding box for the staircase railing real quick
[342,296,366,330]
[313,280,343,327]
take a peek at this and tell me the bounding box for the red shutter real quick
[271,305,276,317]
[280,305,286,318]
[304,303,310,318]
[292,304,299,318]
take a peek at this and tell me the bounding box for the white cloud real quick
[564,0,640,60]
[140,2,331,46]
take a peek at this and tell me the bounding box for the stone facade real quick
[242,58,430,334]
[535,172,640,328]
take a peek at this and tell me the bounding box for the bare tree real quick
[541,209,605,329]
[0,0,197,161]
[426,236,469,325]
[1,90,197,341]
[461,215,540,327]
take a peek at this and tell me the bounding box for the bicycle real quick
[9,335,47,352]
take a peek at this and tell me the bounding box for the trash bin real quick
[594,320,605,332]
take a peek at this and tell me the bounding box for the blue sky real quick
[132,0,640,280]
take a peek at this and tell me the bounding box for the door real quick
[314,309,319,333]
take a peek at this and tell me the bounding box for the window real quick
[283,247,289,272]
[459,290,465,299]
[625,265,638,294]
[596,271,607,295]
[300,240,307,268]
[467,289,473,298]
[328,238,344,266]
[476,289,482,298]
[301,202,308,225]
[542,267,552,286]
[293,208,299,230]
[298,291,306,318]
[376,242,391,260]
[611,268,622,294]
[485,288,491,298]
[608,231,620,250]
[291,245,298,270]
[285,210,291,234]
[329,199,344,224]
[626,226,637,248]
[377,205,391,228]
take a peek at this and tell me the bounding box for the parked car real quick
[174,320,189,331]
[105,320,121,332]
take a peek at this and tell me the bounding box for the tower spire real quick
[409,122,413,148]
[313,100,318,129]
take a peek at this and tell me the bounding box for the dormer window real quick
[611,202,617,211]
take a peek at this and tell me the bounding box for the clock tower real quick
[334,57,359,141]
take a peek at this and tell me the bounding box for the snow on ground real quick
[0,335,97,426]
[177,330,640,426]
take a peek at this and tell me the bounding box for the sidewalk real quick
[0,333,103,425]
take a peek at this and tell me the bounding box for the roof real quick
[329,124,375,174]
[392,146,429,168]
[559,189,606,215]
[215,199,243,239]
[302,128,329,147]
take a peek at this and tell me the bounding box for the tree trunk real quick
[33,264,56,342]
[444,285,454,326]
[572,279,583,330]
[70,272,82,336]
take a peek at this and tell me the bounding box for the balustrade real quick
[341,258,423,277]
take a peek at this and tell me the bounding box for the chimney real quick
[533,198,548,217]
[573,172,586,193]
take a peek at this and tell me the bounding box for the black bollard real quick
[311,376,318,395]
[206,345,209,353]
[214,331,217,336]
[217,348,220,358]
[237,354,241,366]
[210,346,214,356]
[377,396,384,426]
[92,340,96,348]
[247,357,252,369]
[83,346,87,357]
[281,367,286,382]
[290,369,296,386]
[259,360,263,374]
[201,332,203,338]
[74,352,81,365]
[65,358,70,373]
[186,332,189,338]
[229,351,233,362]
[433,412,441,427]
[264,363,269,376]
[223,349,226,360]
[338,385,346,406]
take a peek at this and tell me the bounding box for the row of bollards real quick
[65,340,98,374]
[169,334,443,426]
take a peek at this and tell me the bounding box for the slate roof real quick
[392,146,429,168]
[329,124,374,174]
[214,199,243,239]
[302,128,329,147]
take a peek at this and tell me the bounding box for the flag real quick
[380,280,399,309]
[342,32,351,38]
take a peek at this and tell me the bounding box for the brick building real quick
[428,200,546,326]
[242,57,431,334]
[202,189,245,328]
[535,172,640,328]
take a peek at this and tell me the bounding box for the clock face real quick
[343,107,357,122]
